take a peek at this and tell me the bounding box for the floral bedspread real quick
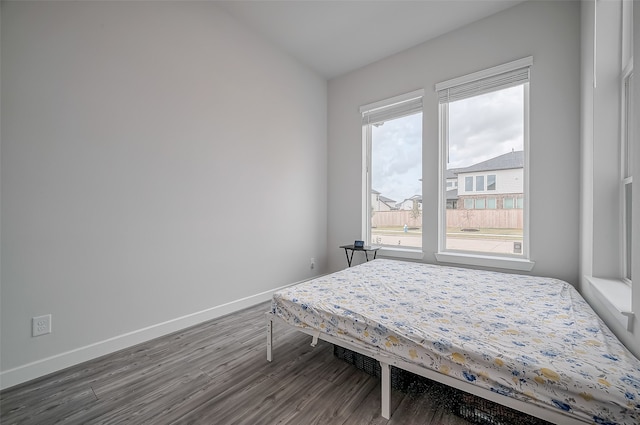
[272,259,640,425]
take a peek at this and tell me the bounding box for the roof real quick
[454,150,524,174]
[445,168,459,179]
[397,195,422,207]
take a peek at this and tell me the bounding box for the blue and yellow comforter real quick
[272,259,640,425]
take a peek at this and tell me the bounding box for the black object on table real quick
[339,244,380,267]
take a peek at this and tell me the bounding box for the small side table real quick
[339,244,380,267]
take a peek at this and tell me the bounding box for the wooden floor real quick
[1,302,475,425]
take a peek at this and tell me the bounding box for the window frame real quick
[487,197,497,209]
[435,57,534,271]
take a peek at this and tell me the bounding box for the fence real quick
[371,210,422,228]
[371,209,523,229]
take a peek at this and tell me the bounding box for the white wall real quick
[0,1,327,387]
[592,0,623,278]
[328,0,580,284]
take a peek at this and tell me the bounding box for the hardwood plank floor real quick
[1,302,474,425]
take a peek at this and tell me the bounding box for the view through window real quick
[369,111,423,249]
[443,84,526,256]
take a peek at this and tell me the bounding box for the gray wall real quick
[635,0,640,357]
[327,0,580,285]
[1,1,327,384]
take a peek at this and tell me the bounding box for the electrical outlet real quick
[32,314,52,337]
[310,258,315,270]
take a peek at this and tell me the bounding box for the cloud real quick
[369,84,524,202]
[448,85,523,169]
[371,112,422,202]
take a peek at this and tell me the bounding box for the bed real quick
[266,259,640,425]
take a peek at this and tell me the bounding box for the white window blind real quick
[361,89,424,125]
[436,57,533,104]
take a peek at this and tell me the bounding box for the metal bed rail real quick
[266,311,590,425]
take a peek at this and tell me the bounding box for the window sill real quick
[586,276,634,331]
[434,251,535,272]
[376,247,425,261]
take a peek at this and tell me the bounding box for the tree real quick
[409,199,421,224]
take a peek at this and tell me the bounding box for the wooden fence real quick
[371,209,523,229]
[371,210,422,228]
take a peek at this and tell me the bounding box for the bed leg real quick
[266,315,273,362]
[380,361,391,419]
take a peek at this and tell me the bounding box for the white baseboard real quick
[0,279,311,391]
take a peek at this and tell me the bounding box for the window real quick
[504,197,515,209]
[465,176,473,192]
[622,67,633,282]
[624,181,632,280]
[437,57,531,261]
[487,174,496,190]
[362,90,423,250]
[464,199,474,209]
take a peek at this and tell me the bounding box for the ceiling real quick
[216,1,526,79]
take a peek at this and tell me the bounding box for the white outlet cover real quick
[32,314,52,337]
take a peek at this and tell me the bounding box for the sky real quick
[371,112,422,203]
[371,85,524,203]
[448,85,524,169]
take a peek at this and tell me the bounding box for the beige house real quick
[371,190,396,212]
[448,150,524,210]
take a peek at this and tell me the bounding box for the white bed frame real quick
[266,312,590,425]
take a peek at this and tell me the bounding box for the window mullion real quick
[363,124,373,245]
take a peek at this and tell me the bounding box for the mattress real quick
[271,259,640,425]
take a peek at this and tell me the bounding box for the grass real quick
[372,226,422,236]
[447,227,523,239]
[371,226,523,239]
